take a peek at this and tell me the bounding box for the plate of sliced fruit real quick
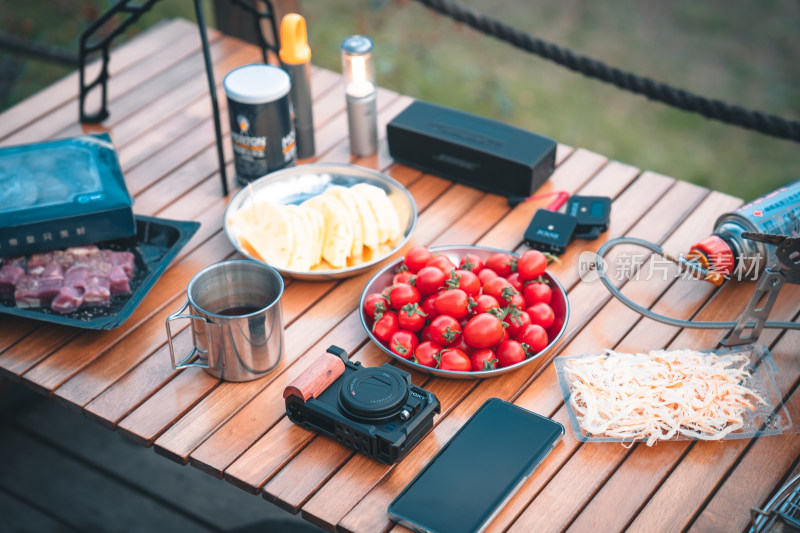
[224,163,417,280]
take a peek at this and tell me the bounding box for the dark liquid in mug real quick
[216,305,262,316]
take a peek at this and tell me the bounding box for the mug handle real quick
[166,300,210,370]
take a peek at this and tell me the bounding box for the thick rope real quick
[413,0,800,143]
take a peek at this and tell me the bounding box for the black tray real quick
[0,215,199,330]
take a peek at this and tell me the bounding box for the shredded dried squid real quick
[563,349,768,446]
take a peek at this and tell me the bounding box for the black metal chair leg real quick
[194,0,229,197]
[79,0,164,123]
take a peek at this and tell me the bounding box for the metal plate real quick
[359,245,570,379]
[223,163,418,280]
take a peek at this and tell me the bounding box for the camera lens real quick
[339,366,409,421]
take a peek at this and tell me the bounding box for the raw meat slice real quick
[109,265,131,295]
[111,251,135,278]
[14,276,42,308]
[27,252,52,268]
[51,286,84,314]
[41,263,64,280]
[0,264,25,297]
[64,266,89,290]
[83,275,111,306]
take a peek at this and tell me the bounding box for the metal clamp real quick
[723,233,800,346]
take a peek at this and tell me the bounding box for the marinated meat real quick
[83,275,111,306]
[109,266,131,295]
[0,263,25,297]
[3,245,136,314]
[51,286,84,314]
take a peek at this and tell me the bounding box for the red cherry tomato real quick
[426,255,456,276]
[517,250,548,281]
[518,324,549,354]
[483,277,512,300]
[495,340,526,368]
[458,253,484,274]
[448,269,481,297]
[363,293,387,320]
[507,292,526,309]
[506,272,524,293]
[473,294,500,315]
[428,315,462,346]
[434,289,470,319]
[470,348,498,371]
[398,303,427,332]
[523,281,552,306]
[389,330,419,360]
[403,245,434,273]
[484,277,519,307]
[527,302,555,329]
[372,311,399,343]
[393,271,416,285]
[420,324,433,342]
[420,294,439,321]
[485,252,514,277]
[414,341,442,367]
[389,283,420,310]
[451,334,474,356]
[415,266,446,296]
[462,313,505,349]
[477,268,499,285]
[504,307,532,339]
[437,348,471,372]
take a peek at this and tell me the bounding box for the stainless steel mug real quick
[166,259,285,382]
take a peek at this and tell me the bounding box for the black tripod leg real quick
[194,0,229,196]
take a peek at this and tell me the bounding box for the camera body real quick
[284,346,440,464]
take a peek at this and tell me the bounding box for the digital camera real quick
[283,346,440,464]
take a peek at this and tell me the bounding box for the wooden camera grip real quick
[283,351,346,401]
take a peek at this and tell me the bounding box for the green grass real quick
[301,0,800,201]
[2,0,798,201]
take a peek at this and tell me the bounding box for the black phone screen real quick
[388,397,564,533]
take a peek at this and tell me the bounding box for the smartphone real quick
[388,397,564,533]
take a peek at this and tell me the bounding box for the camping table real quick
[1,19,798,533]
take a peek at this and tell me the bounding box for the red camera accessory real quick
[283,345,441,464]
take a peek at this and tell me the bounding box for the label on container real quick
[736,178,800,237]
[226,93,296,185]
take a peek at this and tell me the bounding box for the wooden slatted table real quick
[2,19,799,533]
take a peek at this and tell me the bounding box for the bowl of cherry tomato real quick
[359,244,569,379]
